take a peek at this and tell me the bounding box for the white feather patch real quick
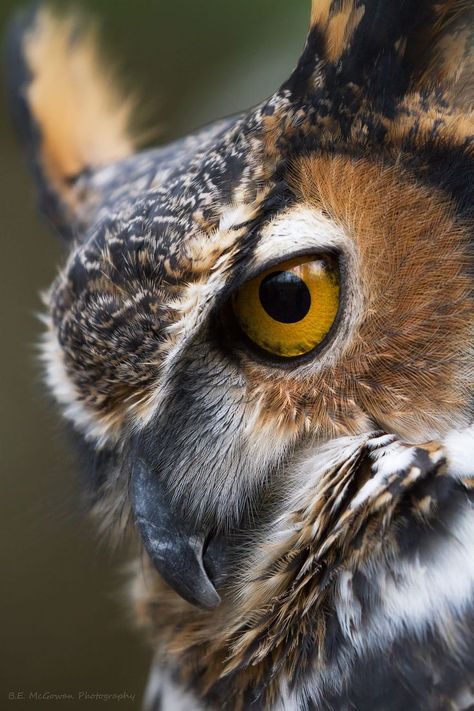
[444,425,474,479]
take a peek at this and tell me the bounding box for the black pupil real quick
[259,270,311,324]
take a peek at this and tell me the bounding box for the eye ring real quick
[228,253,342,363]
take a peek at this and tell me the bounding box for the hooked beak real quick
[131,458,221,610]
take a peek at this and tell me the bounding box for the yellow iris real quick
[232,256,340,358]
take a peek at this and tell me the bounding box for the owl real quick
[7,1,474,709]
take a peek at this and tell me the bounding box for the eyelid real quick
[219,247,342,308]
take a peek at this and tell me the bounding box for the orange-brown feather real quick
[23,8,135,201]
[311,0,365,62]
[310,0,474,97]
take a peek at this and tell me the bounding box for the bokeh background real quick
[0,1,308,708]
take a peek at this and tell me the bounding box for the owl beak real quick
[131,458,221,610]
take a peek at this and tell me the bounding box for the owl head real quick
[8,0,473,635]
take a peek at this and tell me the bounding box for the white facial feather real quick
[444,425,474,479]
[41,322,114,445]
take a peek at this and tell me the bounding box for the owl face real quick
[9,0,473,620]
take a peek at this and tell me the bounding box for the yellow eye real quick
[231,256,340,358]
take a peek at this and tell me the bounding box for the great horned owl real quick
[7,1,474,709]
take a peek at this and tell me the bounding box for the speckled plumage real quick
[7,1,474,709]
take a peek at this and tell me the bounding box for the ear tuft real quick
[310,0,366,63]
[307,0,474,102]
[6,5,137,238]
[411,0,474,100]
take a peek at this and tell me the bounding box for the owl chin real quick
[131,427,463,613]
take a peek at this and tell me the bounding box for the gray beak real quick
[131,458,221,610]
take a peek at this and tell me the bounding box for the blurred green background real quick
[0,1,308,708]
